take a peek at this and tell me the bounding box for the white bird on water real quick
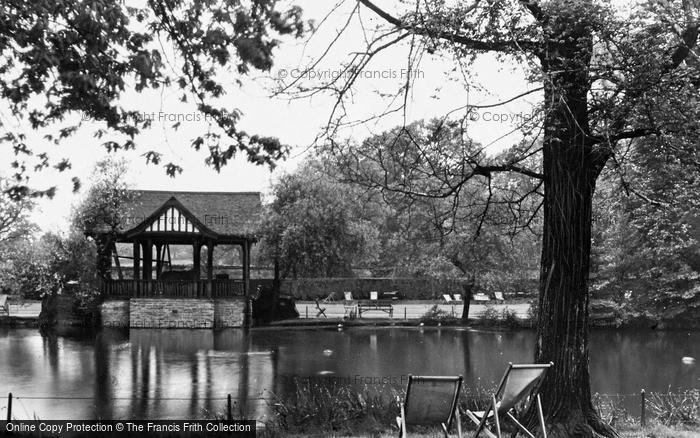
[681,356,695,365]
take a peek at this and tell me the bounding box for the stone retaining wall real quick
[214,299,247,328]
[130,298,214,328]
[100,298,248,328]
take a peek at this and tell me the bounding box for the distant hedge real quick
[277,278,472,300]
[250,277,539,300]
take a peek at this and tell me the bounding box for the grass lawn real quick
[258,423,700,437]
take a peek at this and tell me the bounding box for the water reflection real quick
[0,327,697,420]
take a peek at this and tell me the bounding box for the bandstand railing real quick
[101,279,244,298]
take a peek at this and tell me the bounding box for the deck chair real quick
[397,375,464,438]
[465,362,552,438]
[453,294,463,302]
[322,291,337,303]
[314,299,327,318]
[370,291,379,301]
[443,294,453,303]
[0,295,8,316]
[493,292,505,302]
[343,291,357,317]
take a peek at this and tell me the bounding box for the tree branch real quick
[357,0,541,53]
[473,163,544,180]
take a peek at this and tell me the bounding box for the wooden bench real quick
[0,295,7,315]
[357,299,393,318]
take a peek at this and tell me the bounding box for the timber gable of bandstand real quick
[95,190,261,304]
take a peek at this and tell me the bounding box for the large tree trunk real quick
[268,257,282,321]
[533,32,618,438]
[461,276,474,324]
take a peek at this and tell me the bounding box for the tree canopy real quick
[1,0,306,198]
[259,159,380,278]
[285,1,700,436]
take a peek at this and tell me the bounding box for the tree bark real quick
[461,276,474,324]
[268,257,282,321]
[533,33,618,438]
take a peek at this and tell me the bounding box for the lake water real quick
[0,327,697,421]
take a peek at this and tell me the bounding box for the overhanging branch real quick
[357,0,541,53]
[473,164,544,180]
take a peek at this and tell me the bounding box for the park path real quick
[3,300,532,321]
[295,301,531,320]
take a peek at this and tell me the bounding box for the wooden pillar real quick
[143,240,153,280]
[243,240,251,328]
[242,241,250,297]
[193,241,201,278]
[112,242,124,280]
[143,240,152,296]
[206,241,214,297]
[133,240,141,296]
[193,241,201,296]
[155,243,163,279]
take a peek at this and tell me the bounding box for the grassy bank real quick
[255,382,699,438]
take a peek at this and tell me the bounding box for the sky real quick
[1,0,542,234]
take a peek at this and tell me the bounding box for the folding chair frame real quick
[314,299,327,318]
[466,363,552,438]
[398,375,464,438]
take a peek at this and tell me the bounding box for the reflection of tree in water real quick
[93,331,112,419]
[40,328,59,380]
[590,330,700,395]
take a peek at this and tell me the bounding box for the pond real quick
[0,327,697,421]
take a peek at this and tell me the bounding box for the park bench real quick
[357,300,394,318]
[358,291,393,318]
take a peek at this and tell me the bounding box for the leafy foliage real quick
[0,177,36,245]
[324,119,541,285]
[592,135,700,308]
[71,157,135,236]
[259,159,380,278]
[1,0,307,198]
[0,231,97,299]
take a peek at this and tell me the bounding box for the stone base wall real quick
[130,298,214,328]
[101,298,248,329]
[101,300,130,328]
[214,298,247,328]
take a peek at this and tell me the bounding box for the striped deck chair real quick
[465,362,552,438]
[397,375,464,438]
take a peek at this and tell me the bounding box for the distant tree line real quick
[258,119,700,309]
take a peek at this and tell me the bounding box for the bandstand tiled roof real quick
[118,190,262,238]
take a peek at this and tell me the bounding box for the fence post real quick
[227,394,232,421]
[6,393,11,422]
[404,307,407,320]
[305,306,308,318]
[640,389,646,427]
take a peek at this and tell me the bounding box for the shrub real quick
[648,390,700,426]
[264,378,497,436]
[593,393,636,428]
[266,379,399,434]
[480,303,499,321]
[500,308,520,328]
[419,305,460,325]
